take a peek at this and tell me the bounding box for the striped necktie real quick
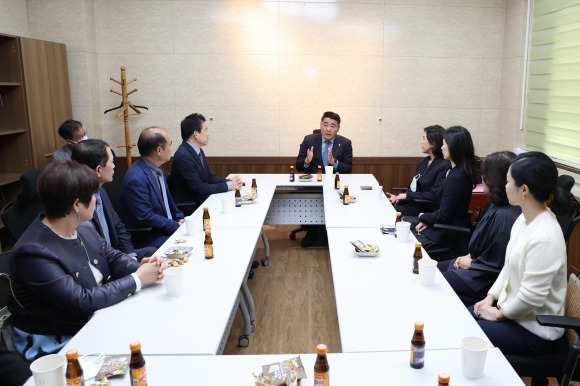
[94,193,111,246]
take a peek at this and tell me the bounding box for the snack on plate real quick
[242,193,257,201]
[167,256,189,267]
[260,356,306,385]
[95,355,129,380]
[350,240,379,253]
[175,238,186,243]
[164,246,193,258]
[299,174,313,180]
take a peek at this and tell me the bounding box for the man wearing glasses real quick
[52,119,88,161]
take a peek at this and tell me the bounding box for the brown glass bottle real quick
[290,165,295,182]
[314,343,329,386]
[410,320,425,369]
[202,206,211,230]
[65,349,85,386]
[130,340,147,386]
[204,229,214,259]
[396,211,403,223]
[334,172,340,190]
[412,242,422,274]
[235,187,242,207]
[438,372,450,385]
[251,178,257,196]
[317,165,322,181]
[343,185,350,205]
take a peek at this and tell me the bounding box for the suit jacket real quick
[92,187,136,255]
[8,219,139,336]
[419,167,473,248]
[118,157,184,248]
[296,133,353,174]
[169,141,228,215]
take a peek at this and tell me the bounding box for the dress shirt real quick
[304,137,338,170]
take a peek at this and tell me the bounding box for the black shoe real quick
[248,270,255,279]
[251,260,259,269]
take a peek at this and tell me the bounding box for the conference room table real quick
[45,173,522,385]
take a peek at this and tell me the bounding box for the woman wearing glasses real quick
[388,125,450,216]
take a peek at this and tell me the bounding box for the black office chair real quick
[0,169,43,242]
[0,251,15,352]
[506,273,580,386]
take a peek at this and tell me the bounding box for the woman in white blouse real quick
[472,151,571,355]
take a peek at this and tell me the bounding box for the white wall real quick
[1,0,529,160]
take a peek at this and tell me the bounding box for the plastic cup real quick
[418,258,437,286]
[30,353,66,386]
[164,267,184,297]
[461,336,489,378]
[222,197,233,214]
[325,166,334,178]
[375,186,383,200]
[396,221,411,243]
[185,216,196,236]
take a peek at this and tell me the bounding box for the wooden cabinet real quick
[0,33,72,250]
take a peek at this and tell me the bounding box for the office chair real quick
[289,129,328,246]
[506,274,580,386]
[0,251,15,352]
[0,169,43,242]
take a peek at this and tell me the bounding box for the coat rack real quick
[104,66,148,168]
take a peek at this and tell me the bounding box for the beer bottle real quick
[438,372,450,385]
[317,165,322,182]
[204,229,214,259]
[396,212,403,223]
[410,320,425,369]
[202,206,211,230]
[251,178,258,196]
[313,343,329,386]
[290,165,295,182]
[65,349,85,386]
[413,242,422,274]
[235,187,242,207]
[334,172,340,190]
[129,340,147,386]
[343,185,350,205]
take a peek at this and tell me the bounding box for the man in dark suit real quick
[169,113,243,216]
[72,139,158,260]
[296,111,353,174]
[295,111,353,247]
[118,127,185,248]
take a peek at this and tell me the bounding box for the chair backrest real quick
[0,251,15,352]
[0,169,43,241]
[102,165,123,213]
[565,273,580,346]
[0,251,11,308]
[556,175,580,243]
[313,129,321,134]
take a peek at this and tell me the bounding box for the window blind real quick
[525,0,580,166]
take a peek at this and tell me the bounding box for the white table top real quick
[327,227,491,353]
[60,226,262,356]
[31,349,521,386]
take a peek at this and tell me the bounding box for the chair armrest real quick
[537,315,580,334]
[433,224,471,234]
[413,199,439,212]
[127,227,153,233]
[470,262,501,274]
[391,187,407,192]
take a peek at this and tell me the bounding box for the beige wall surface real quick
[1,0,529,159]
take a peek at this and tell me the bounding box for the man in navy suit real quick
[119,127,184,249]
[169,113,243,216]
[296,111,353,174]
[72,139,158,260]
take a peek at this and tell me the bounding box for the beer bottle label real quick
[335,181,340,190]
[66,376,84,386]
[204,244,213,258]
[314,371,329,386]
[343,195,349,205]
[290,173,294,182]
[131,365,147,386]
[410,344,425,366]
[235,197,242,207]
[203,219,211,230]
[252,187,257,195]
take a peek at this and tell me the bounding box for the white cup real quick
[325,166,334,178]
[418,258,437,286]
[221,197,233,214]
[396,221,411,243]
[164,267,184,296]
[30,354,66,386]
[375,186,383,200]
[461,336,489,378]
[184,216,196,236]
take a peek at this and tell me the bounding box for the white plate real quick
[338,196,358,203]
[164,246,193,259]
[355,248,380,257]
[240,198,256,205]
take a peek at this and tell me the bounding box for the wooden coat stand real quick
[104,66,147,168]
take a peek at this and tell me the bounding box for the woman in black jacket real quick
[8,161,165,361]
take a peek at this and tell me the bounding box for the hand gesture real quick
[453,254,472,270]
[306,146,314,164]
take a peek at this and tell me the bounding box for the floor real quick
[222,225,570,386]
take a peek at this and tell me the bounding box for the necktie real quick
[157,170,173,219]
[322,140,331,167]
[199,149,205,166]
[94,193,111,246]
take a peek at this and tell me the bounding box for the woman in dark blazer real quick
[413,126,477,252]
[388,125,450,216]
[8,161,165,361]
[439,151,521,306]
